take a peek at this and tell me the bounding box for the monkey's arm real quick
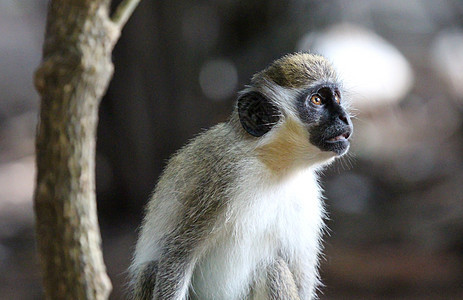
[267,257,301,300]
[130,260,158,300]
[287,255,322,300]
[152,237,201,300]
[130,228,206,300]
[130,187,226,299]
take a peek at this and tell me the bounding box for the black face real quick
[297,83,353,156]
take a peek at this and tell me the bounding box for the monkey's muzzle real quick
[323,126,352,155]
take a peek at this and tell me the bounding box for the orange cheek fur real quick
[256,118,313,174]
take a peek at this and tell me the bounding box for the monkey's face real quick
[297,83,352,156]
[238,82,353,172]
[237,53,353,170]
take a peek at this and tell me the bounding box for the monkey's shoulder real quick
[150,123,248,204]
[163,123,247,176]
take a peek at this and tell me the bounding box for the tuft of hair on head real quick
[253,52,338,89]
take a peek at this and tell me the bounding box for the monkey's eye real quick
[310,95,322,105]
[334,92,341,104]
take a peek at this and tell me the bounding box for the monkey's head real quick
[236,53,353,171]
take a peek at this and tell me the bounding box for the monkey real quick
[128,52,353,300]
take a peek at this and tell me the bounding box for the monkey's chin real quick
[305,142,349,168]
[325,139,350,156]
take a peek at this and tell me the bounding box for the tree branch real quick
[112,0,141,30]
[34,0,141,299]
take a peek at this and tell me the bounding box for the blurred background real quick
[1,0,463,299]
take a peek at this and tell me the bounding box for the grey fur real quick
[267,257,301,300]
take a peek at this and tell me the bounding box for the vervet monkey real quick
[129,53,353,300]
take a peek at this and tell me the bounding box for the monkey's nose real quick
[338,114,350,126]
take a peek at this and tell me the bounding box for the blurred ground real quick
[1,0,463,299]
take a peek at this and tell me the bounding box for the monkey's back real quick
[132,121,252,265]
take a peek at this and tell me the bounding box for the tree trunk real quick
[33,0,139,299]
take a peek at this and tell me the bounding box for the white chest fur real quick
[190,168,325,300]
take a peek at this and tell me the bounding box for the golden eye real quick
[310,95,322,105]
[334,92,341,104]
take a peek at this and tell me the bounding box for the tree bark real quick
[34,0,139,299]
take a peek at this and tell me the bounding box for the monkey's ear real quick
[238,91,280,137]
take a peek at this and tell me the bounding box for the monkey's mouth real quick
[319,129,352,156]
[326,131,351,143]
[309,126,353,156]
